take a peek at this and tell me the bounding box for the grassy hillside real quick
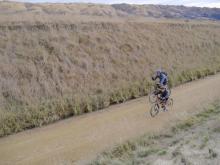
[0,16,220,136]
[91,102,220,165]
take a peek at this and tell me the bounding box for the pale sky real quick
[7,0,220,8]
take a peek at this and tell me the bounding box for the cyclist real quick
[152,69,168,88]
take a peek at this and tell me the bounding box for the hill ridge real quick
[0,1,220,20]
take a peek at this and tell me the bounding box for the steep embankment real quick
[0,73,220,165]
[1,19,220,136]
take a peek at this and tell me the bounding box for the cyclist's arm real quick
[152,75,158,81]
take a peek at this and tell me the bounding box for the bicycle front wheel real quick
[149,92,157,103]
[150,104,160,117]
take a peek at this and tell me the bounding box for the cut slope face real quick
[1,20,220,107]
[0,74,220,165]
[1,20,220,108]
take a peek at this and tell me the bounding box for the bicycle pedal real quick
[163,108,168,112]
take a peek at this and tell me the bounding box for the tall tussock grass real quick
[0,20,220,136]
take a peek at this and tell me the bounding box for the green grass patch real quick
[158,150,167,156]
[199,135,209,149]
[172,104,220,133]
[213,127,220,133]
[137,148,159,158]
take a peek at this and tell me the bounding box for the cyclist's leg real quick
[161,103,166,111]
[156,83,165,92]
[161,98,168,111]
[164,98,169,111]
[154,83,162,95]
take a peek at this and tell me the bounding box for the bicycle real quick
[150,96,173,117]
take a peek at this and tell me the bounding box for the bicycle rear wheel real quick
[150,103,160,117]
[167,88,171,96]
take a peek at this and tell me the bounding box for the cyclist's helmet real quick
[156,69,162,76]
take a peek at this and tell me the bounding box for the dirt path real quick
[1,74,220,165]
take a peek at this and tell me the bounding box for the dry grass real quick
[0,7,220,136]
